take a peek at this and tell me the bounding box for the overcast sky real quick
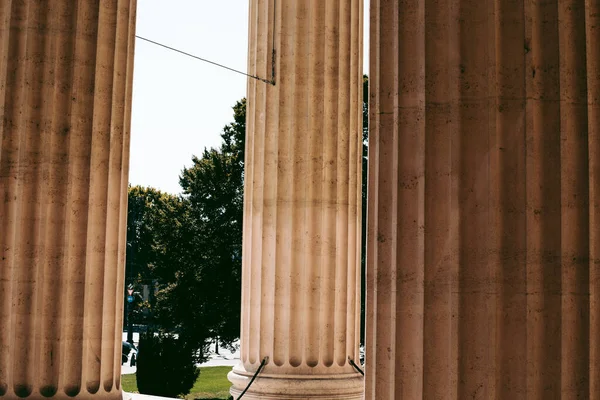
[129,1,369,195]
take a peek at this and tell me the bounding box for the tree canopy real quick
[125,100,246,354]
[126,80,369,353]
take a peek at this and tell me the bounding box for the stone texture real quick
[366,0,600,399]
[0,1,136,399]
[228,0,364,398]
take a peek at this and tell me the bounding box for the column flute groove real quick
[587,2,600,398]
[367,0,599,398]
[229,0,363,398]
[0,1,136,399]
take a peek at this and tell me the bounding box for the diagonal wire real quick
[236,357,268,399]
[348,356,364,376]
[135,35,275,85]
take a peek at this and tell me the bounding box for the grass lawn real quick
[121,366,232,400]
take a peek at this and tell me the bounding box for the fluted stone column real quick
[0,2,136,400]
[228,0,364,398]
[366,0,599,399]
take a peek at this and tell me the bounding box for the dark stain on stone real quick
[104,378,114,392]
[64,384,80,397]
[87,381,100,394]
[14,384,32,398]
[40,385,57,397]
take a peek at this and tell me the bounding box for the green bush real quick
[136,332,200,398]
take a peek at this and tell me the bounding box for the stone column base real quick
[228,364,364,400]
[0,390,123,400]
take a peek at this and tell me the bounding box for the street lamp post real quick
[127,283,134,344]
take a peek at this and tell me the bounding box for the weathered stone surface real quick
[366,0,600,399]
[228,0,364,398]
[0,2,136,399]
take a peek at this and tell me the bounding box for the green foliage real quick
[122,366,233,400]
[125,186,185,326]
[125,100,246,354]
[136,332,200,398]
[168,99,246,348]
[126,78,368,355]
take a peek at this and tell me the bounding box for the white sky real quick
[129,1,369,195]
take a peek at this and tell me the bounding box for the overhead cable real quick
[135,35,275,85]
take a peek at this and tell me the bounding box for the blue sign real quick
[127,295,134,303]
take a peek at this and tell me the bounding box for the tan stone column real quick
[228,0,364,398]
[589,1,600,397]
[366,0,599,399]
[0,1,136,400]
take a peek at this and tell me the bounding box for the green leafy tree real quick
[177,99,246,348]
[125,186,185,329]
[146,100,246,353]
[126,186,186,283]
[136,332,200,398]
[126,186,158,285]
[126,80,368,356]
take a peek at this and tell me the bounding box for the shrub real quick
[136,332,200,398]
